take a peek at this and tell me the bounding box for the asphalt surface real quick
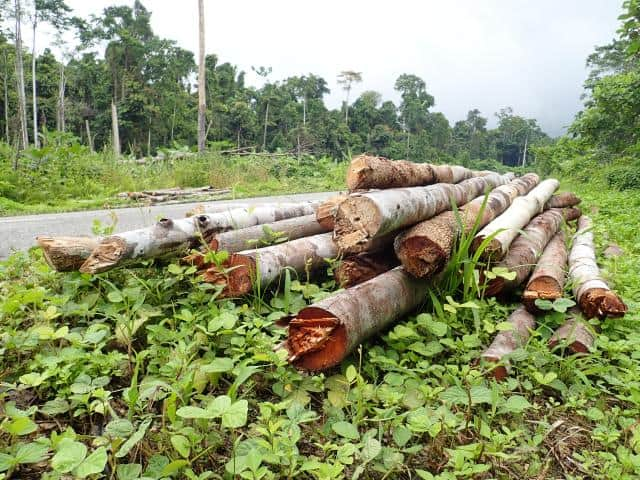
[0,191,338,259]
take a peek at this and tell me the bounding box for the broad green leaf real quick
[161,459,189,476]
[105,418,135,439]
[360,437,381,462]
[176,406,213,419]
[392,425,412,447]
[425,319,448,337]
[2,416,38,436]
[202,357,234,373]
[74,447,108,478]
[171,435,191,458]
[331,421,360,440]
[51,439,87,473]
[117,463,142,480]
[0,453,16,473]
[502,395,532,414]
[107,291,124,303]
[40,398,70,416]
[14,443,48,464]
[222,399,248,428]
[115,418,151,458]
[495,321,514,331]
[208,395,232,418]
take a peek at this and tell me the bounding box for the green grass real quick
[0,178,638,479]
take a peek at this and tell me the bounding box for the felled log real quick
[316,194,348,229]
[394,173,540,278]
[480,306,536,380]
[483,208,571,297]
[36,236,102,272]
[522,231,567,313]
[334,172,514,254]
[568,216,627,319]
[79,202,318,274]
[277,267,430,371]
[544,192,581,209]
[549,312,595,354]
[472,179,559,261]
[333,250,398,288]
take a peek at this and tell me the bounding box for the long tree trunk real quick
[262,101,269,151]
[483,207,580,297]
[277,266,430,371]
[472,178,559,261]
[111,100,120,156]
[31,16,38,148]
[334,250,398,288]
[549,312,594,354]
[197,0,206,153]
[522,231,567,313]
[3,50,9,143]
[395,173,540,278]
[85,119,93,151]
[544,192,581,209]
[334,172,514,254]
[56,64,66,132]
[480,306,535,380]
[36,236,102,271]
[316,193,348,230]
[14,0,29,151]
[80,202,319,274]
[568,215,627,319]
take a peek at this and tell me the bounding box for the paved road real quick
[0,191,337,259]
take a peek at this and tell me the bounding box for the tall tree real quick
[13,0,28,150]
[337,70,362,123]
[197,0,205,153]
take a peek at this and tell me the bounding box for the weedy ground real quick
[0,179,638,480]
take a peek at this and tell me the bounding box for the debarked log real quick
[522,231,567,313]
[544,192,581,209]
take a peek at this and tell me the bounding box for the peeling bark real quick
[484,208,566,297]
[36,236,102,272]
[481,306,536,380]
[544,192,581,209]
[549,314,594,354]
[394,173,540,278]
[568,216,627,319]
[522,231,567,313]
[79,203,317,274]
[278,267,430,371]
[472,179,559,261]
[334,173,514,254]
[316,194,348,229]
[334,250,399,288]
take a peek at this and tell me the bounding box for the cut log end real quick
[484,276,505,297]
[396,236,447,279]
[316,194,348,230]
[334,196,382,253]
[545,192,582,209]
[36,235,100,272]
[579,287,627,319]
[79,236,128,274]
[281,307,347,371]
[334,251,398,288]
[346,155,375,191]
[481,357,509,381]
[563,207,582,222]
[201,254,256,297]
[472,236,503,263]
[549,319,594,354]
[522,276,563,312]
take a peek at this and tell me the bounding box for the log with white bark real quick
[394,173,540,278]
[480,306,536,380]
[201,231,395,297]
[333,250,399,288]
[334,172,515,254]
[316,194,348,229]
[545,192,581,209]
[471,179,559,261]
[36,236,102,272]
[277,267,430,371]
[568,216,627,319]
[79,202,318,274]
[522,231,567,313]
[549,310,595,354]
[483,208,580,297]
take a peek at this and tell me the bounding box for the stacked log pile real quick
[117,186,231,204]
[37,153,626,375]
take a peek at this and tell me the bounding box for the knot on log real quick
[196,215,210,228]
[157,218,174,228]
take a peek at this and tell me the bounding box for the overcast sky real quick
[56,0,622,136]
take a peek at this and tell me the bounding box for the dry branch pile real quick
[37,155,626,374]
[117,186,231,204]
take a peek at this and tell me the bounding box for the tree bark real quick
[262,101,269,151]
[197,0,206,153]
[483,208,578,297]
[79,202,318,274]
[14,0,29,150]
[3,50,9,143]
[568,215,627,319]
[334,172,514,254]
[277,266,430,371]
[111,100,120,156]
[549,314,594,354]
[56,64,66,132]
[472,178,559,261]
[544,192,581,209]
[481,306,535,380]
[31,15,38,148]
[36,236,102,272]
[522,231,567,313]
[316,193,348,230]
[334,250,398,288]
[85,119,93,151]
[394,173,540,278]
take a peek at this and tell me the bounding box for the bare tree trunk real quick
[111,100,120,156]
[334,173,513,254]
[85,119,93,152]
[522,231,567,313]
[568,215,627,319]
[197,0,206,153]
[31,15,38,148]
[36,236,102,271]
[481,306,535,380]
[2,50,9,143]
[262,101,269,151]
[56,64,66,132]
[14,0,29,151]
[544,192,581,209]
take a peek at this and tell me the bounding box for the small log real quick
[334,250,398,288]
[36,235,102,272]
[79,202,318,274]
[522,231,567,313]
[472,179,559,261]
[431,164,475,184]
[481,306,536,380]
[544,192,581,209]
[484,208,567,297]
[316,194,348,230]
[334,173,515,254]
[394,173,540,278]
[277,267,430,371]
[549,315,594,354]
[569,216,627,319]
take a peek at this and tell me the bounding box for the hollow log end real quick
[396,235,447,279]
[79,236,128,274]
[580,288,627,319]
